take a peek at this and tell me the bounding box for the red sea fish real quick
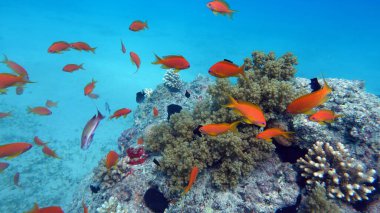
[152,54,190,73]
[45,100,58,108]
[153,107,158,117]
[26,203,64,213]
[309,109,343,125]
[129,20,148,32]
[34,136,48,146]
[110,108,132,119]
[208,60,247,80]
[256,128,293,142]
[0,162,9,172]
[105,150,119,170]
[82,200,88,213]
[27,106,52,116]
[121,40,126,54]
[84,79,96,96]
[14,172,20,186]
[70,42,96,53]
[48,41,71,53]
[199,121,240,136]
[130,51,141,71]
[206,0,236,19]
[63,64,84,73]
[0,142,33,159]
[81,110,105,150]
[0,73,32,94]
[183,166,199,194]
[137,137,144,145]
[0,111,11,118]
[2,55,29,77]
[42,145,60,159]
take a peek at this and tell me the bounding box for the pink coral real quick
[126,147,146,165]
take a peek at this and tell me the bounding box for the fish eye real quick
[208,70,211,73]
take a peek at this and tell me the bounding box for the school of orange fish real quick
[0,1,343,212]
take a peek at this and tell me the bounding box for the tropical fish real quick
[26,203,64,213]
[0,142,33,159]
[129,20,148,32]
[185,90,190,98]
[286,79,332,114]
[84,79,96,96]
[208,60,246,80]
[167,104,182,120]
[34,136,48,146]
[48,41,71,53]
[14,172,20,186]
[153,107,158,117]
[81,110,105,150]
[309,109,343,125]
[2,55,29,77]
[199,121,240,136]
[130,51,141,71]
[27,106,52,115]
[105,150,119,170]
[310,78,321,92]
[45,100,58,108]
[42,145,60,159]
[0,111,11,118]
[153,159,160,167]
[63,63,84,72]
[70,42,96,53]
[137,137,144,145]
[82,200,88,213]
[0,73,32,93]
[225,96,266,127]
[206,0,236,18]
[0,162,9,172]
[152,54,190,73]
[121,40,126,54]
[109,108,131,119]
[136,91,145,103]
[256,128,293,142]
[183,166,199,194]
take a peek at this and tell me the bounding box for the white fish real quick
[81,110,104,150]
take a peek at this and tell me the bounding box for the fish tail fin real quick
[26,203,39,213]
[152,53,162,64]
[239,64,248,81]
[228,11,236,19]
[27,107,33,114]
[223,96,238,108]
[282,132,294,139]
[335,114,344,119]
[0,88,7,94]
[79,63,85,70]
[230,121,240,133]
[1,54,8,64]
[91,47,96,53]
[145,20,149,29]
[321,73,332,93]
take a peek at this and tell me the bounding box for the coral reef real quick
[297,141,376,202]
[163,70,183,92]
[96,196,126,213]
[298,183,341,213]
[143,88,153,99]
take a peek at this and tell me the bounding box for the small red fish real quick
[0,162,9,172]
[45,100,58,108]
[0,111,11,118]
[42,145,60,159]
[207,0,236,19]
[309,109,343,125]
[27,106,52,116]
[63,63,84,72]
[130,51,141,71]
[27,203,64,213]
[48,41,71,53]
[152,54,190,73]
[106,150,119,170]
[2,55,29,77]
[110,108,132,119]
[129,20,148,32]
[0,142,33,159]
[184,166,199,194]
[14,172,20,186]
[225,96,266,127]
[208,60,246,80]
[153,107,158,117]
[34,136,48,146]
[199,121,240,136]
[0,73,32,93]
[84,79,96,96]
[70,42,96,53]
[121,40,126,54]
[256,128,293,142]
[82,200,88,213]
[87,93,99,99]
[137,137,144,145]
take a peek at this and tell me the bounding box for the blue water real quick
[0,0,379,212]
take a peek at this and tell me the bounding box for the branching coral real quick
[297,141,376,202]
[96,196,126,213]
[163,70,183,92]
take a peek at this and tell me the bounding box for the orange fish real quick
[0,142,33,159]
[106,150,119,170]
[84,79,96,96]
[225,96,266,127]
[121,40,126,54]
[70,42,96,53]
[26,203,64,213]
[110,108,132,119]
[63,64,84,72]
[208,60,247,80]
[14,172,20,186]
[82,200,88,213]
[2,55,29,77]
[0,111,11,118]
[45,100,58,108]
[199,121,240,136]
[309,109,342,125]
[256,128,293,142]
[129,20,148,32]
[27,106,52,116]
[48,41,71,53]
[152,54,190,73]
[184,166,199,194]
[0,162,9,172]
[153,107,158,117]
[286,79,332,114]
[34,136,49,146]
[87,93,99,99]
[0,73,32,93]
[42,145,60,159]
[207,0,236,18]
[137,137,144,145]
[130,51,141,71]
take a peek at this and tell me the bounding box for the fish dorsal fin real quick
[223,59,233,64]
[216,0,230,8]
[163,55,184,59]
